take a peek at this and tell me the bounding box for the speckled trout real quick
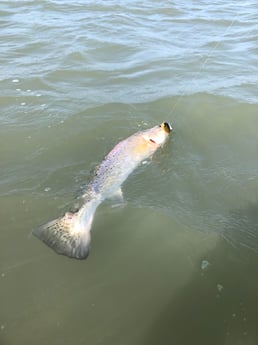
[33,122,172,259]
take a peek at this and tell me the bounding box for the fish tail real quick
[33,200,97,259]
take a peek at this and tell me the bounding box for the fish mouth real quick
[160,122,172,133]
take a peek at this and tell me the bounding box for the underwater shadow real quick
[144,202,258,345]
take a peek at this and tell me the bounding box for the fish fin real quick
[108,188,125,207]
[32,212,91,260]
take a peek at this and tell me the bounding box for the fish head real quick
[142,121,172,146]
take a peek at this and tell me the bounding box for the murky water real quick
[1,1,258,344]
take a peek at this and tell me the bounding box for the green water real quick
[1,1,258,344]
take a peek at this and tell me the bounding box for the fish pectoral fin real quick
[108,188,125,207]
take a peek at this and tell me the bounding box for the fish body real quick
[33,122,172,259]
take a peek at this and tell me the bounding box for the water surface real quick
[1,1,258,344]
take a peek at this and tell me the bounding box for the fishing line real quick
[168,13,238,117]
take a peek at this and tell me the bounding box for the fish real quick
[33,122,172,260]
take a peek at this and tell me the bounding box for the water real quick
[1,1,258,344]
